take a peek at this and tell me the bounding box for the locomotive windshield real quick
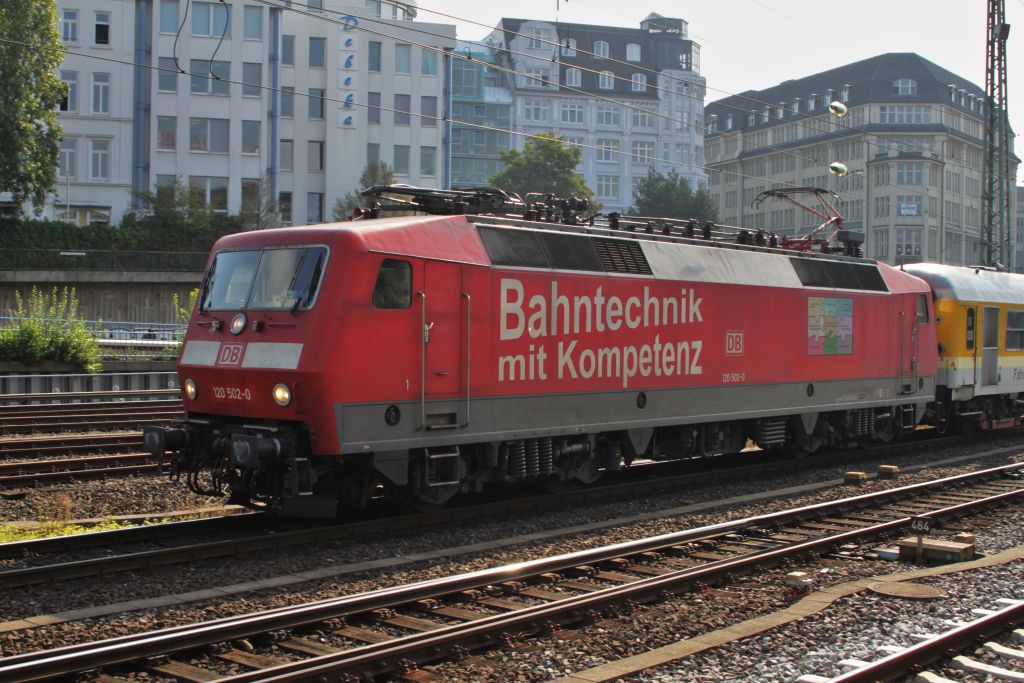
[201,246,327,311]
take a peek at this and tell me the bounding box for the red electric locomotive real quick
[146,187,937,516]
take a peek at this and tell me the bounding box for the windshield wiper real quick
[198,261,216,315]
[291,251,324,316]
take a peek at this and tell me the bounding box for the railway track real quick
[0,451,160,487]
[798,598,1024,682]
[0,463,1020,682]
[0,398,183,435]
[0,435,1017,585]
[0,432,143,459]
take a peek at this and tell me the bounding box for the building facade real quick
[485,14,707,212]
[449,42,512,187]
[704,53,1019,268]
[18,0,455,226]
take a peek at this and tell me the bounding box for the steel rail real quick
[0,433,143,456]
[823,600,1024,682]
[0,399,182,417]
[0,388,180,404]
[0,463,1020,682]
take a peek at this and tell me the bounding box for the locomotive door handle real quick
[423,321,434,343]
[418,291,426,431]
[462,292,471,427]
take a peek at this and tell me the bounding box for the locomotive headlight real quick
[229,313,247,335]
[184,378,198,400]
[272,383,292,406]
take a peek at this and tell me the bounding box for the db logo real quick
[217,343,245,366]
[725,331,744,356]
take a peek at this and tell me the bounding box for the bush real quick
[0,286,102,372]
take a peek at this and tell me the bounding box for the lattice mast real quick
[982,0,1012,268]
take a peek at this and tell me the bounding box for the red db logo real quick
[217,343,245,366]
[725,331,744,356]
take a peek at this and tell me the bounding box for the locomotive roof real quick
[213,214,929,295]
[903,263,1024,305]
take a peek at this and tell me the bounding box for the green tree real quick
[240,175,282,230]
[0,2,66,212]
[120,176,242,251]
[333,161,396,220]
[489,134,593,200]
[629,168,719,222]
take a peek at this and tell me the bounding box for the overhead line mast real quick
[982,0,1012,269]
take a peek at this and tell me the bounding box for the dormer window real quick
[792,98,801,113]
[724,114,733,130]
[760,107,769,123]
[593,40,609,58]
[561,38,576,56]
[893,78,917,95]
[630,73,646,92]
[626,43,641,62]
[775,105,784,119]
[807,95,817,111]
[748,112,755,126]
[840,85,849,101]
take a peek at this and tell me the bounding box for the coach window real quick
[1006,311,1024,350]
[916,294,929,323]
[373,259,412,309]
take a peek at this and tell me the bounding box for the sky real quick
[412,0,1024,184]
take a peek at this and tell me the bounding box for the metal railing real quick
[0,249,207,272]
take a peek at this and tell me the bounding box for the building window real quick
[280,86,294,117]
[60,71,77,112]
[631,108,653,128]
[598,71,614,90]
[367,92,381,124]
[879,105,930,124]
[596,138,619,162]
[90,139,110,180]
[190,60,230,95]
[593,40,609,58]
[160,1,179,32]
[631,140,654,164]
[421,48,437,75]
[309,37,325,68]
[596,174,619,199]
[368,41,381,72]
[189,117,229,153]
[420,146,437,176]
[308,140,324,171]
[242,62,261,97]
[190,176,229,211]
[421,96,437,126]
[631,73,646,92]
[59,139,77,179]
[896,161,923,185]
[243,5,262,39]
[872,229,889,258]
[562,38,576,56]
[523,99,547,122]
[279,191,292,223]
[242,120,260,154]
[280,139,294,170]
[896,195,922,216]
[524,67,548,87]
[561,103,584,124]
[724,114,732,131]
[394,94,410,125]
[192,2,230,37]
[92,73,110,114]
[395,44,411,73]
[367,142,379,164]
[596,105,620,126]
[62,10,78,43]
[394,145,410,174]
[528,27,551,49]
[94,11,110,45]
[895,228,922,257]
[157,57,177,92]
[564,67,581,88]
[626,43,641,62]
[308,88,325,119]
[157,116,176,150]
[307,193,323,223]
[807,95,817,111]
[366,0,382,17]
[893,78,917,95]
[281,35,295,66]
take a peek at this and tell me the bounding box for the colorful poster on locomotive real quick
[808,297,853,356]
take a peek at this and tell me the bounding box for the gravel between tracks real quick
[1,442,1021,660]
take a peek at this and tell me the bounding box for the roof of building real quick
[705,53,985,131]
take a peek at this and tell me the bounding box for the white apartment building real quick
[29,0,455,226]
[485,14,707,213]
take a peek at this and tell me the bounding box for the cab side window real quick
[915,294,929,323]
[372,259,412,309]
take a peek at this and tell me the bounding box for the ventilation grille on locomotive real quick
[477,226,648,275]
[790,258,888,292]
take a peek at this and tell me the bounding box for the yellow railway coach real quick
[904,263,1024,431]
